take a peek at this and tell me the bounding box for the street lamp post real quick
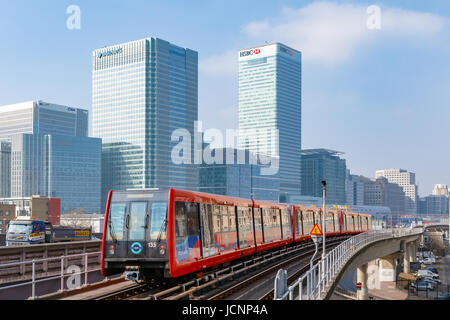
[321,181,326,261]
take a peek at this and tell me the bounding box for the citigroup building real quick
[92,38,198,210]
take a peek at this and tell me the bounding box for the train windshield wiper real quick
[156,219,167,244]
[109,220,118,243]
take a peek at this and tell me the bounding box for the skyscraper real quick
[238,43,302,202]
[375,169,418,214]
[0,101,88,142]
[0,101,101,213]
[92,38,198,210]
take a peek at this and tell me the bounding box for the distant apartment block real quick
[375,169,418,214]
[361,177,406,220]
[301,149,346,205]
[432,184,449,197]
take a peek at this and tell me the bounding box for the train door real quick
[199,203,218,258]
[253,208,264,244]
[294,208,304,238]
[126,202,149,258]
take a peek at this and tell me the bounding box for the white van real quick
[418,269,439,279]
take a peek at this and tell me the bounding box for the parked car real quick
[420,278,438,288]
[425,267,439,274]
[422,276,441,284]
[417,269,439,279]
[420,258,434,265]
[436,293,450,300]
[414,281,435,291]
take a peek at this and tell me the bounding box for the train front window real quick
[108,203,126,241]
[150,202,167,241]
[129,202,147,240]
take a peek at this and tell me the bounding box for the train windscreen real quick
[105,191,169,259]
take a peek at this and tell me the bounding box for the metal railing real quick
[275,228,423,300]
[0,251,101,300]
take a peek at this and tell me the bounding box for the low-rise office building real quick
[301,149,347,205]
[0,196,60,225]
[0,204,15,234]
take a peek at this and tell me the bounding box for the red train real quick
[101,189,372,281]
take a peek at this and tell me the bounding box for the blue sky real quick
[0,0,449,196]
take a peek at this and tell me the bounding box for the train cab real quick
[101,189,170,281]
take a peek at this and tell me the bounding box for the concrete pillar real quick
[409,242,417,263]
[401,241,410,274]
[403,247,410,274]
[357,264,369,300]
[411,242,417,262]
[379,255,397,282]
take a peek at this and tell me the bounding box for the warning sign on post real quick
[310,224,323,236]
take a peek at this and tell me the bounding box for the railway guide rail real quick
[274,228,423,300]
[0,251,102,300]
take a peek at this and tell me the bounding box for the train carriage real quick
[253,200,292,253]
[101,188,373,282]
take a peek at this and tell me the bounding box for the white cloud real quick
[241,1,447,63]
[199,50,237,77]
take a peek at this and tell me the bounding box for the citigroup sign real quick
[97,48,123,59]
[240,48,261,58]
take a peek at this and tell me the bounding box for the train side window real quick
[107,203,126,241]
[239,207,254,248]
[273,209,282,239]
[200,203,217,258]
[175,202,199,246]
[237,207,248,248]
[228,206,237,233]
[327,213,334,233]
[186,203,200,237]
[175,202,187,245]
[212,205,221,233]
[281,209,291,239]
[220,206,229,233]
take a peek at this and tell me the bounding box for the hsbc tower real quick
[238,43,302,202]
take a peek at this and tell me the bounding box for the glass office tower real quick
[238,43,302,202]
[0,100,100,213]
[92,38,198,210]
[0,142,11,198]
[0,101,88,142]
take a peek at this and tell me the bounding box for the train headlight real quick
[159,244,166,255]
[109,244,115,255]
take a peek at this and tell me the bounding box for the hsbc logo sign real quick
[280,46,294,56]
[240,48,261,57]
